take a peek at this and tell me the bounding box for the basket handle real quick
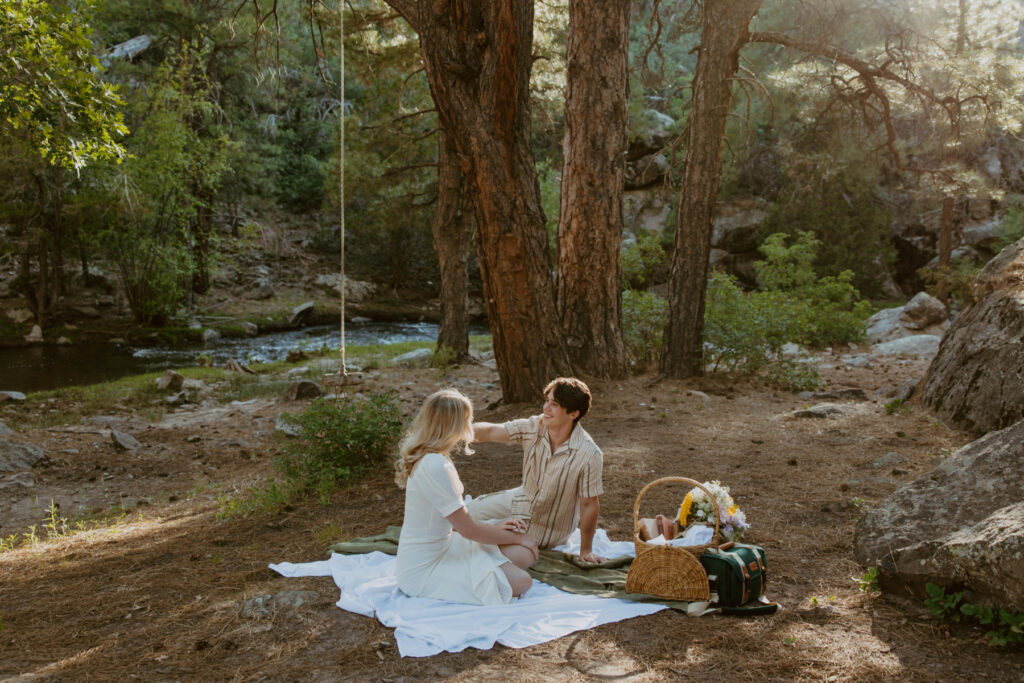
[632,476,721,540]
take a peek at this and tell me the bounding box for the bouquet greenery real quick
[677,480,749,541]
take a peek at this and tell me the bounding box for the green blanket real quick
[326,526,691,610]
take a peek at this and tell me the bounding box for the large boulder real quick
[854,419,1024,610]
[919,238,1024,434]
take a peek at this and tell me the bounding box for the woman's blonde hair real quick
[394,389,474,488]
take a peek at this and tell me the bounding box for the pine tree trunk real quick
[399,0,571,402]
[433,128,471,361]
[660,0,762,378]
[555,0,629,377]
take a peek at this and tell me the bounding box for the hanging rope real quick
[338,0,346,377]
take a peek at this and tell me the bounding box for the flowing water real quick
[0,320,489,394]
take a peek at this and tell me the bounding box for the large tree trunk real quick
[660,0,762,378]
[391,0,571,402]
[432,128,471,361]
[555,0,629,377]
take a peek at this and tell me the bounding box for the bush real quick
[621,233,666,289]
[703,232,871,390]
[276,392,404,500]
[622,289,666,369]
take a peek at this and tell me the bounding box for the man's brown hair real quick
[543,377,592,424]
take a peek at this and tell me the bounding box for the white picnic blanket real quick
[269,529,678,657]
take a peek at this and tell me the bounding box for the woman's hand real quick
[495,518,528,534]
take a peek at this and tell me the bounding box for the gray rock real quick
[24,325,43,343]
[56,336,72,345]
[854,418,1024,610]
[240,590,321,618]
[0,441,46,472]
[111,429,142,451]
[710,205,767,253]
[870,452,907,469]
[872,335,941,358]
[390,348,433,367]
[87,416,127,425]
[794,403,851,418]
[624,152,670,188]
[920,238,1024,434]
[924,246,984,269]
[289,301,315,326]
[896,378,920,403]
[0,472,35,491]
[841,354,873,368]
[961,218,1004,251]
[201,328,221,343]
[72,305,101,319]
[247,278,275,300]
[275,415,303,436]
[155,370,185,391]
[898,292,947,330]
[165,391,189,406]
[280,380,322,401]
[0,391,27,403]
[866,303,948,344]
[6,308,33,324]
[0,420,12,437]
[241,322,259,336]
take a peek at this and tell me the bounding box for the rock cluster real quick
[854,418,1024,611]
[920,237,1024,434]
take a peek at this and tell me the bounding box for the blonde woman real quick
[395,389,538,605]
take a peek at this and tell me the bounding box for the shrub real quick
[621,233,666,289]
[622,289,666,369]
[703,232,871,390]
[276,392,404,500]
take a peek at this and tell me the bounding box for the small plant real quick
[857,566,880,593]
[43,500,69,540]
[925,583,1024,646]
[430,344,459,374]
[276,392,405,500]
[216,479,295,518]
[884,398,905,415]
[621,233,666,289]
[622,289,667,370]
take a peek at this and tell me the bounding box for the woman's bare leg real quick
[499,543,535,570]
[499,562,532,597]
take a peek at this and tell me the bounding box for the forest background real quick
[3,0,1024,401]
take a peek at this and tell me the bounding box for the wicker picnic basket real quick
[624,477,721,601]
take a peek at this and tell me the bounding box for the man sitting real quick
[470,377,606,564]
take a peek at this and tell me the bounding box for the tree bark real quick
[392,0,571,402]
[432,128,472,360]
[660,0,762,378]
[555,0,629,377]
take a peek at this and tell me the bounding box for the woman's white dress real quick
[396,452,514,605]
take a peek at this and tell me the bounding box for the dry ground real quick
[2,354,1023,682]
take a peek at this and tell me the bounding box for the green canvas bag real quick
[699,542,770,608]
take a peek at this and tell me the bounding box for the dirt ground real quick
[2,353,1023,682]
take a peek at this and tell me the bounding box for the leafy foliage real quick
[621,233,666,289]
[0,0,127,171]
[925,583,1024,647]
[621,289,666,370]
[703,232,871,390]
[276,393,404,500]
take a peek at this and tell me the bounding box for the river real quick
[0,321,490,394]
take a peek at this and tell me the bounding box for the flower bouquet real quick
[677,480,749,541]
